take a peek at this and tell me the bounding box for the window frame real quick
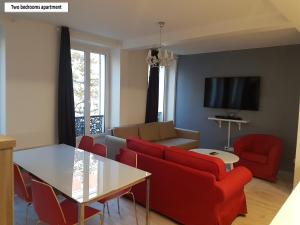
[71,42,110,138]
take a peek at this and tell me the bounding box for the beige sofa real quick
[104,121,200,159]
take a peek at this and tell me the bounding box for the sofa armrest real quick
[104,135,126,160]
[215,166,252,201]
[175,128,200,141]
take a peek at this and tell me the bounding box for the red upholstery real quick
[78,136,94,151]
[117,138,252,225]
[31,180,100,225]
[14,164,32,203]
[166,147,227,180]
[99,148,137,203]
[234,134,283,182]
[60,200,100,225]
[90,143,107,157]
[127,138,165,158]
[241,151,268,164]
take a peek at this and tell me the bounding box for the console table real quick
[208,117,249,151]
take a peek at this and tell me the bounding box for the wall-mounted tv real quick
[204,76,260,111]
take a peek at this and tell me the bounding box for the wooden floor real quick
[14,172,292,225]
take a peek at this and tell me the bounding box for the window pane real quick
[90,53,105,134]
[158,66,165,122]
[71,49,85,137]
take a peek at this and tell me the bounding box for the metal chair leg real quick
[101,203,106,225]
[117,198,120,214]
[129,192,139,225]
[25,203,31,225]
[106,202,110,215]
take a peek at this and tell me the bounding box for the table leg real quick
[146,177,150,225]
[78,203,85,225]
[226,121,232,150]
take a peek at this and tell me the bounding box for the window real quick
[71,49,106,137]
[148,66,166,122]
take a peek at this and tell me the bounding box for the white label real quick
[4,2,68,13]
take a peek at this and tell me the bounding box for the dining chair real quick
[78,135,94,151]
[99,149,139,225]
[31,179,103,225]
[14,164,32,225]
[88,143,111,216]
[90,143,108,157]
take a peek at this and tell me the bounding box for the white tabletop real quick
[14,144,150,204]
[190,148,239,164]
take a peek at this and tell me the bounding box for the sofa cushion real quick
[127,138,165,158]
[159,121,177,140]
[241,151,268,164]
[154,138,199,150]
[165,147,227,180]
[113,125,139,139]
[139,122,160,141]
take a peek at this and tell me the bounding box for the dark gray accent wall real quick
[175,45,300,171]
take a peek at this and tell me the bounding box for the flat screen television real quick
[204,76,260,111]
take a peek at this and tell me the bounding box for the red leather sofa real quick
[234,134,283,182]
[117,138,252,225]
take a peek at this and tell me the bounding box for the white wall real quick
[0,25,5,135]
[1,17,59,149]
[0,16,157,146]
[119,49,148,126]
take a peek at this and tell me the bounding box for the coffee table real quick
[190,148,239,170]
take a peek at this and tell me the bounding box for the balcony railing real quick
[75,115,104,137]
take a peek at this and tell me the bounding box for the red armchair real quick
[234,134,283,182]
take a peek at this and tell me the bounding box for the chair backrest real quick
[14,164,31,203]
[118,148,138,168]
[31,180,66,225]
[78,135,94,151]
[236,134,283,155]
[90,143,107,157]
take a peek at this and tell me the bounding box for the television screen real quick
[204,76,260,110]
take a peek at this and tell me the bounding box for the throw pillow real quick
[159,121,177,140]
[139,122,160,141]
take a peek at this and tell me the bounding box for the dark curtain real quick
[145,49,159,123]
[58,26,76,146]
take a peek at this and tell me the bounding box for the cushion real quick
[159,121,177,140]
[138,122,160,141]
[154,138,199,150]
[113,126,139,139]
[165,147,227,180]
[127,138,165,158]
[241,151,268,164]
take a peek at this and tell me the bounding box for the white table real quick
[14,144,151,225]
[191,148,239,170]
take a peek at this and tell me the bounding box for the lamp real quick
[146,22,175,67]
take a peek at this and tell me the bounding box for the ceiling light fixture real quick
[146,21,175,67]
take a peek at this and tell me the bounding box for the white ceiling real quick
[4,0,300,54]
